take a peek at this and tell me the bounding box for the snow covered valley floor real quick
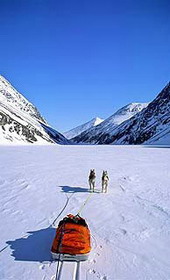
[0,145,170,280]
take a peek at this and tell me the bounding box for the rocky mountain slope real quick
[0,75,68,144]
[64,117,104,139]
[73,83,170,145]
[72,103,148,144]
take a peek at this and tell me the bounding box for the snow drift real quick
[0,145,170,279]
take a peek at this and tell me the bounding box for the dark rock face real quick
[73,83,170,145]
[0,111,53,143]
[40,123,70,145]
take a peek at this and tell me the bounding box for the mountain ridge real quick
[0,75,69,144]
[64,117,104,139]
[72,82,170,145]
[72,102,148,144]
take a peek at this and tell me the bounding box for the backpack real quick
[51,214,91,261]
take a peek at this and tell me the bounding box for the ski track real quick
[0,145,170,280]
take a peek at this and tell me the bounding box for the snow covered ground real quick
[0,145,170,280]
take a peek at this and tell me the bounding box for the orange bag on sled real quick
[51,214,91,261]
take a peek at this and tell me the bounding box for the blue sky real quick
[0,0,170,132]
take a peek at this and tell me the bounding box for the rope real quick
[54,190,94,279]
[0,233,30,255]
[0,193,72,255]
[0,189,93,256]
[77,191,94,216]
[0,245,9,253]
[51,193,74,228]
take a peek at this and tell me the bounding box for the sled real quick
[51,214,91,261]
[51,252,89,261]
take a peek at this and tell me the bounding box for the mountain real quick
[64,117,104,139]
[0,75,69,144]
[136,82,170,145]
[72,103,148,144]
[73,83,170,145]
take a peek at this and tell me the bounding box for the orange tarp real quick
[51,216,91,255]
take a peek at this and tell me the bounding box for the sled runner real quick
[51,214,91,262]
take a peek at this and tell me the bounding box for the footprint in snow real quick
[39,264,45,270]
[121,175,139,183]
[21,184,30,190]
[89,258,96,264]
[95,245,102,251]
[88,269,96,274]
[93,252,100,257]
[120,228,127,235]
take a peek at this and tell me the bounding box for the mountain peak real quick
[64,116,104,139]
[92,117,104,126]
[72,102,149,143]
[72,83,170,145]
[116,102,149,114]
[102,102,148,127]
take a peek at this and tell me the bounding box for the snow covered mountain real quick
[73,82,170,145]
[0,75,46,123]
[72,103,148,144]
[0,75,69,144]
[105,82,170,145]
[64,117,104,139]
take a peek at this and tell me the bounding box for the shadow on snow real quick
[6,226,55,262]
[143,145,170,149]
[59,185,89,193]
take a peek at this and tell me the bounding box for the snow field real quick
[0,145,170,280]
